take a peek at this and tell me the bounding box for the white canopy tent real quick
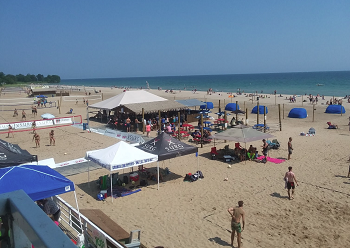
[89,90,167,110]
[85,141,158,201]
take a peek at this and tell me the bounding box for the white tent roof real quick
[85,141,158,171]
[89,90,167,110]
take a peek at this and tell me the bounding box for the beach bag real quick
[97,193,105,201]
[190,174,199,182]
[140,180,148,187]
[184,174,192,182]
[123,175,129,184]
[196,170,204,179]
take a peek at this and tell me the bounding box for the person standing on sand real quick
[22,110,26,120]
[228,201,245,248]
[126,117,131,132]
[288,137,293,160]
[261,139,268,163]
[33,133,40,148]
[284,166,298,200]
[7,125,14,138]
[49,130,55,146]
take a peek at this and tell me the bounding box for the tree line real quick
[0,72,61,85]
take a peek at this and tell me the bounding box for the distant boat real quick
[316,84,324,86]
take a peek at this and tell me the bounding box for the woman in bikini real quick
[33,133,40,148]
[49,130,55,146]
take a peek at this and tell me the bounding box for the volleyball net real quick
[0,102,57,111]
[63,95,102,102]
[0,115,82,134]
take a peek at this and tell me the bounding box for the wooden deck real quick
[80,209,147,248]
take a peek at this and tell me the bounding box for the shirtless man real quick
[49,130,55,146]
[284,166,298,200]
[126,117,131,132]
[33,133,40,148]
[288,137,293,160]
[228,201,245,248]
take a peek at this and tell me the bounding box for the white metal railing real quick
[54,195,125,248]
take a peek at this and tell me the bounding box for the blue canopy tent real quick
[0,165,75,201]
[252,105,268,114]
[0,164,83,229]
[325,105,346,114]
[200,102,214,110]
[225,103,240,111]
[288,108,307,118]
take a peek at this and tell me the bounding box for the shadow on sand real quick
[208,237,232,247]
[270,192,289,199]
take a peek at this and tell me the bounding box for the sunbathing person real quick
[327,122,338,129]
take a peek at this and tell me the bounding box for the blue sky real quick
[1,1,349,79]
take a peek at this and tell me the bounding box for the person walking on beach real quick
[262,139,268,163]
[288,137,293,160]
[33,133,40,148]
[284,166,298,200]
[49,130,55,146]
[228,201,245,248]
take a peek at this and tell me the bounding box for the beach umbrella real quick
[203,127,212,132]
[199,110,211,114]
[37,95,48,98]
[41,113,55,119]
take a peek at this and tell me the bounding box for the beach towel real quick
[257,156,285,164]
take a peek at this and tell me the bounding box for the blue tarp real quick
[175,99,205,107]
[0,165,75,201]
[200,102,214,109]
[251,105,268,114]
[288,108,307,118]
[325,105,346,114]
[225,103,240,111]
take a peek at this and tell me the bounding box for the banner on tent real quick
[111,157,157,170]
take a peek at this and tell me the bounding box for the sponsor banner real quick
[56,157,88,168]
[36,120,54,127]
[111,157,156,170]
[54,118,72,125]
[14,121,33,130]
[104,129,145,144]
[22,158,56,168]
[0,123,14,130]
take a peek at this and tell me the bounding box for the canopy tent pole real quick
[197,153,199,171]
[73,190,83,233]
[157,161,160,190]
[110,171,113,202]
[88,160,90,187]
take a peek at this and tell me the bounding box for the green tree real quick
[45,74,60,83]
[36,74,44,81]
[4,74,17,84]
[16,74,26,82]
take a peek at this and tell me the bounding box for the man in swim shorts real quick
[228,201,245,248]
[284,166,298,200]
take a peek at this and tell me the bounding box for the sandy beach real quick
[1,87,350,248]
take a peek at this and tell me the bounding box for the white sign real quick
[104,129,144,144]
[0,124,14,130]
[55,158,88,168]
[14,122,32,130]
[36,120,54,127]
[54,118,72,125]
